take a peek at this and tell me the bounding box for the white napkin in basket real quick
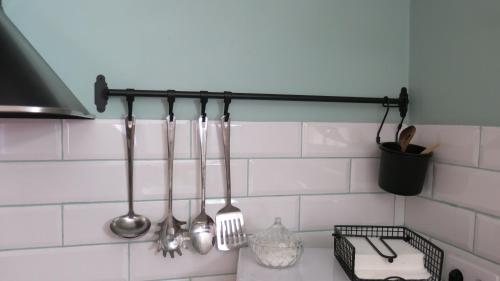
[346,237,431,280]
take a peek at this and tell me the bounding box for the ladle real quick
[110,117,151,238]
[190,115,216,254]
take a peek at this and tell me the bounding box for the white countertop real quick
[236,248,350,281]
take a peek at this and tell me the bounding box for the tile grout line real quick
[0,155,385,163]
[0,228,334,253]
[412,196,500,222]
[429,235,500,268]
[0,191,391,208]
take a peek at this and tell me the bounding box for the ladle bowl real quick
[111,213,151,239]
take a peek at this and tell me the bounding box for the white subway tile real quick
[394,196,405,225]
[192,121,301,158]
[0,205,61,250]
[0,244,128,281]
[433,239,500,281]
[298,231,334,248]
[249,159,349,196]
[420,162,434,198]
[302,122,395,157]
[63,119,190,160]
[475,214,500,264]
[300,194,394,231]
[135,159,247,200]
[192,274,236,281]
[191,196,299,232]
[480,127,500,170]
[412,125,480,167]
[433,164,500,217]
[130,243,237,280]
[0,119,61,161]
[405,197,475,251]
[0,161,126,205]
[63,200,189,245]
[0,159,247,205]
[350,158,382,193]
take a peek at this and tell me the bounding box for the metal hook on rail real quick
[376,96,390,144]
[167,91,175,122]
[395,87,409,142]
[200,93,208,122]
[126,92,134,121]
[223,92,232,122]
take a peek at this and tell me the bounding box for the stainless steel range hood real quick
[0,1,93,119]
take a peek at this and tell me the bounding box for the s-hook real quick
[376,87,409,144]
[200,95,208,122]
[126,94,134,121]
[167,92,175,122]
[376,96,390,144]
[223,92,231,121]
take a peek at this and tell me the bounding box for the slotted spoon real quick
[216,114,247,251]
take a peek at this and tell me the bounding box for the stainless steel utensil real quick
[216,115,247,251]
[156,115,189,258]
[110,117,151,239]
[398,125,416,153]
[190,115,216,254]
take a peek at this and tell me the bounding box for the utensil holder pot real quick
[378,142,431,196]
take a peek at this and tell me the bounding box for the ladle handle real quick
[125,117,135,215]
[221,115,231,204]
[199,116,208,211]
[166,115,176,214]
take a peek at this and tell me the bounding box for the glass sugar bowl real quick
[249,217,303,268]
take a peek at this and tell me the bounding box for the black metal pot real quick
[378,142,432,196]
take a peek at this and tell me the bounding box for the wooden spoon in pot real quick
[399,125,416,153]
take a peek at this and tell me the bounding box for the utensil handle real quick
[221,115,232,204]
[125,117,135,215]
[166,115,176,214]
[420,143,439,154]
[199,116,208,211]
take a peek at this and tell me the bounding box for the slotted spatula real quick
[216,115,247,251]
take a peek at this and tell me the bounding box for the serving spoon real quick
[110,117,151,239]
[190,115,216,254]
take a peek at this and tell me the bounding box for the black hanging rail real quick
[95,74,409,140]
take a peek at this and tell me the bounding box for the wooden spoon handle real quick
[420,143,440,155]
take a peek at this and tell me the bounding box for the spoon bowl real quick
[111,213,151,239]
[190,211,216,254]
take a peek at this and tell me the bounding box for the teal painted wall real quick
[410,0,500,126]
[4,0,409,121]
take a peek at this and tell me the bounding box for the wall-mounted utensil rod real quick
[94,75,409,116]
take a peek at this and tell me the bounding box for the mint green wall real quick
[410,0,500,126]
[5,0,409,121]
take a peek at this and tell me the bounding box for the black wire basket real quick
[333,226,443,281]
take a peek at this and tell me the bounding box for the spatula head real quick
[216,209,247,251]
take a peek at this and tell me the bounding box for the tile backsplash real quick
[2,119,500,280]
[0,119,399,281]
[405,125,500,280]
